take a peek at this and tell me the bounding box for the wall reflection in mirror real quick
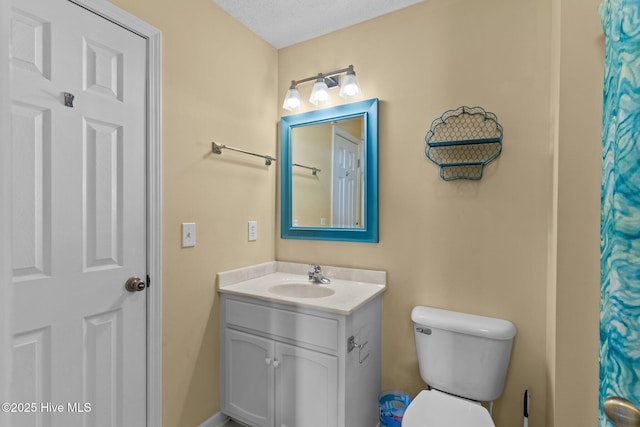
[280,99,378,242]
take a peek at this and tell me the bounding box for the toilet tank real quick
[411,306,516,402]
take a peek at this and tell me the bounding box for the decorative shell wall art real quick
[424,106,503,181]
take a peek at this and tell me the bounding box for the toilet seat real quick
[402,390,495,427]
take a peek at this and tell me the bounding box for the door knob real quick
[604,396,640,427]
[125,276,146,292]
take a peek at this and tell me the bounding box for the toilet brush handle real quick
[523,389,529,427]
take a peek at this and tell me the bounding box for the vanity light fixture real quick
[339,67,361,99]
[282,83,302,111]
[309,74,330,106]
[282,65,361,111]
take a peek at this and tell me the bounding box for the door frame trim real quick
[0,1,12,426]
[0,1,163,425]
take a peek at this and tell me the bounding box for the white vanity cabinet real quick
[220,293,382,427]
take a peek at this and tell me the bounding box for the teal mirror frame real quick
[280,98,379,242]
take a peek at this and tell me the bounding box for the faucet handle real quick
[308,265,330,283]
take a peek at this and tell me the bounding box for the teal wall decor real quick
[424,106,503,181]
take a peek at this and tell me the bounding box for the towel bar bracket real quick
[347,336,370,364]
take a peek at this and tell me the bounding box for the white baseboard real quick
[198,412,230,427]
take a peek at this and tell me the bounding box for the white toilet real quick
[402,306,516,427]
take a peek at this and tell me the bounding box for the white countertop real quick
[217,262,386,315]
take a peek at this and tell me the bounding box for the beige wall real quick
[107,0,277,426]
[549,0,602,425]
[291,124,332,226]
[278,1,601,427]
[278,0,553,425]
[109,0,603,425]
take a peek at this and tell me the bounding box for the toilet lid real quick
[402,390,495,427]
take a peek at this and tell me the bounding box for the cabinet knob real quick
[273,359,280,368]
[265,358,272,366]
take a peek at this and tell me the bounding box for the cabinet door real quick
[224,329,274,427]
[275,342,338,427]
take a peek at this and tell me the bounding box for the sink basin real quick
[268,283,335,298]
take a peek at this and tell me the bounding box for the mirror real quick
[280,98,378,242]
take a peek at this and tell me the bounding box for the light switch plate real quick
[182,223,196,247]
[248,221,257,241]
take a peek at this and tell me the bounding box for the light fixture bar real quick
[290,66,354,87]
[282,65,361,112]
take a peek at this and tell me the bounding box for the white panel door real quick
[9,0,147,426]
[331,127,361,228]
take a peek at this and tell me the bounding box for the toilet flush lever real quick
[347,336,369,364]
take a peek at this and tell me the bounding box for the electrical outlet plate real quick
[248,221,257,241]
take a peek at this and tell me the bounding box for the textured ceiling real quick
[212,0,424,49]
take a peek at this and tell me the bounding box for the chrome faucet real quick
[308,265,331,284]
